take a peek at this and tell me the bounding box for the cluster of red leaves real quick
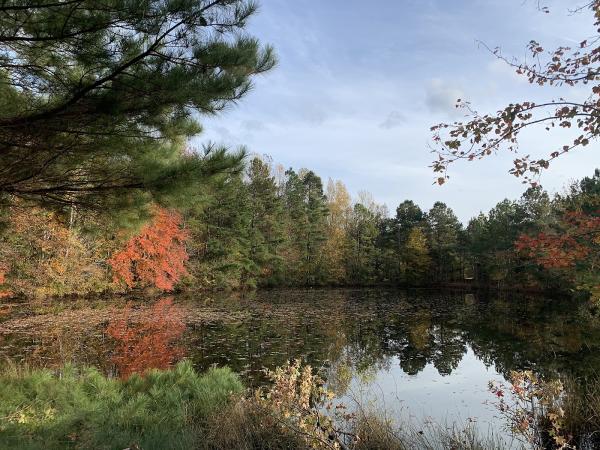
[108,208,189,291]
[516,211,600,269]
[106,297,186,379]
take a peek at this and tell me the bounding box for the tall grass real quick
[3,359,598,450]
[0,361,243,450]
[560,376,600,449]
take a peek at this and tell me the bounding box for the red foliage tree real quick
[106,297,186,379]
[108,208,189,291]
[515,211,600,270]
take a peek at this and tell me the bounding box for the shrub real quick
[0,361,242,450]
[202,398,309,450]
[488,372,600,448]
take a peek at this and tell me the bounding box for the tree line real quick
[0,155,598,300]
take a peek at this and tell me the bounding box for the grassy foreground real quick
[0,360,508,450]
[1,360,598,450]
[0,361,242,450]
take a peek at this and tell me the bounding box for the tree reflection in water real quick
[190,290,600,389]
[106,297,186,378]
[1,289,599,387]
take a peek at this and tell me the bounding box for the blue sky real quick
[196,0,598,222]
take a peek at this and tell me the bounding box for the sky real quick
[195,0,598,223]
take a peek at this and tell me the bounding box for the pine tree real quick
[394,200,426,283]
[346,203,380,285]
[246,157,286,285]
[282,169,328,285]
[0,1,275,209]
[395,200,425,246]
[187,171,254,289]
[425,202,463,283]
[402,227,432,285]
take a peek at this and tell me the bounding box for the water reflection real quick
[189,290,600,388]
[106,297,186,378]
[0,289,599,430]
[332,348,507,436]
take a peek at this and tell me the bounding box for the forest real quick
[1,156,599,300]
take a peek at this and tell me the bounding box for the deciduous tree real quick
[323,179,352,283]
[431,2,600,185]
[109,208,189,291]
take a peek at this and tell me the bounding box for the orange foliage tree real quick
[106,297,186,379]
[516,211,600,269]
[108,208,189,291]
[516,210,600,296]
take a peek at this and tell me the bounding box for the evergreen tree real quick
[300,170,329,285]
[246,157,285,286]
[281,169,305,284]
[519,187,552,232]
[394,200,426,283]
[374,217,399,283]
[425,202,463,283]
[0,1,275,208]
[187,172,254,289]
[469,200,522,285]
[395,200,425,246]
[402,227,431,285]
[347,203,379,285]
[282,169,328,285]
[465,213,491,282]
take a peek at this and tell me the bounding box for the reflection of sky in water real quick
[335,346,520,447]
[1,289,595,449]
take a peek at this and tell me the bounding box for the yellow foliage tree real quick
[402,227,432,285]
[323,179,352,284]
[0,203,112,297]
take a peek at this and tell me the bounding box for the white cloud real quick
[379,111,407,129]
[425,79,464,116]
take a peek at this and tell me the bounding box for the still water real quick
[1,289,599,444]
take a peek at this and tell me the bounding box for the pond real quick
[1,288,599,445]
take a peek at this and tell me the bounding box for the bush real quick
[0,361,243,450]
[202,398,309,450]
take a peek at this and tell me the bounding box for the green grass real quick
[4,360,596,450]
[0,361,243,450]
